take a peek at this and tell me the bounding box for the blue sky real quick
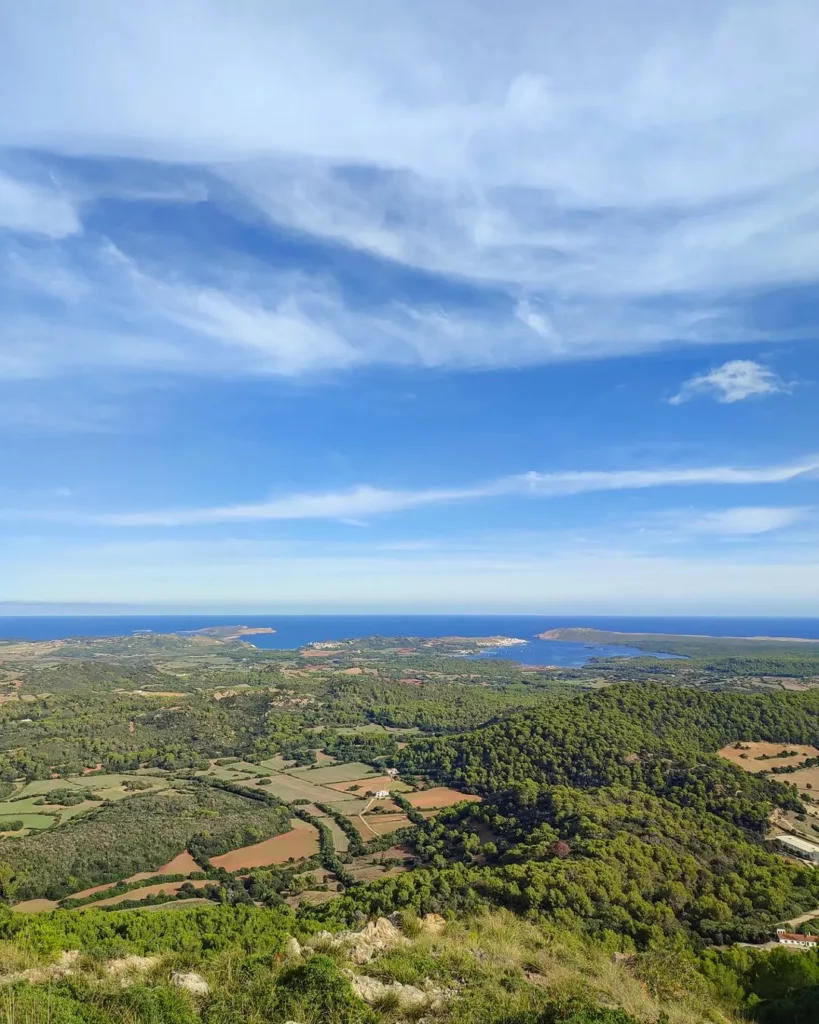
[0,0,818,613]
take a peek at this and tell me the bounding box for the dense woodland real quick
[0,637,817,1022]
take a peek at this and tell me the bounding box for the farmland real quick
[210,819,320,870]
[0,743,482,913]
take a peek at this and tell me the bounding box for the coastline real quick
[536,628,819,644]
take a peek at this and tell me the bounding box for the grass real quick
[0,813,56,830]
[0,909,734,1024]
[287,762,380,784]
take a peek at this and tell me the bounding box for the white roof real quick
[776,834,819,854]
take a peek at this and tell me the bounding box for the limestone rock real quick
[171,971,210,996]
[347,972,429,1010]
[107,955,158,985]
[303,917,408,964]
[1,950,82,988]
[419,913,446,935]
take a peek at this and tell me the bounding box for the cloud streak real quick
[663,505,811,536]
[670,360,790,405]
[0,172,80,238]
[15,456,819,527]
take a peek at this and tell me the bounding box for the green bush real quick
[270,954,378,1023]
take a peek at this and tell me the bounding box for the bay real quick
[1,614,818,667]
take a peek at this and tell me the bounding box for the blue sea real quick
[1,615,818,667]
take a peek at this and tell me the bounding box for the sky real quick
[0,0,817,614]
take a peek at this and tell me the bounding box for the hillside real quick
[0,645,818,1021]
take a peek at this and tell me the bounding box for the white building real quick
[776,834,819,863]
[776,929,819,948]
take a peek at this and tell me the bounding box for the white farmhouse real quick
[776,834,819,863]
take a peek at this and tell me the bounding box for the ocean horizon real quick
[2,614,818,668]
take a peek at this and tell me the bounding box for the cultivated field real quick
[91,879,211,908]
[327,775,412,795]
[405,787,483,809]
[354,813,413,837]
[287,762,378,783]
[210,818,320,870]
[717,742,819,773]
[256,774,361,804]
[3,746,481,913]
[785,765,819,793]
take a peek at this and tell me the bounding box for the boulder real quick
[171,971,210,997]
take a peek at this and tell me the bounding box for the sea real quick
[1,615,818,668]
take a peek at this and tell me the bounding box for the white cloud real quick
[12,455,818,527]
[0,0,816,373]
[0,172,80,238]
[2,239,805,382]
[670,360,789,404]
[670,506,811,536]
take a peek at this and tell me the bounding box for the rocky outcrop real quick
[303,917,408,964]
[347,972,429,1009]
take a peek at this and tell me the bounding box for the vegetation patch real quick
[0,786,290,901]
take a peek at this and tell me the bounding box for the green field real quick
[7,779,82,797]
[255,775,354,804]
[258,756,297,771]
[287,761,377,783]
[66,773,170,793]
[0,813,57,830]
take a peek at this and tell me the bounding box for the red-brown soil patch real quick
[718,742,819,773]
[11,898,59,913]
[210,819,319,870]
[327,775,405,795]
[156,850,201,875]
[90,879,210,908]
[71,880,120,900]
[70,850,201,900]
[352,813,412,838]
[405,787,482,809]
[787,765,819,792]
[349,845,414,882]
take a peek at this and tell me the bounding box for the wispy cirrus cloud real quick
[0,0,817,382]
[661,505,812,537]
[0,171,80,238]
[10,455,818,527]
[670,359,790,405]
